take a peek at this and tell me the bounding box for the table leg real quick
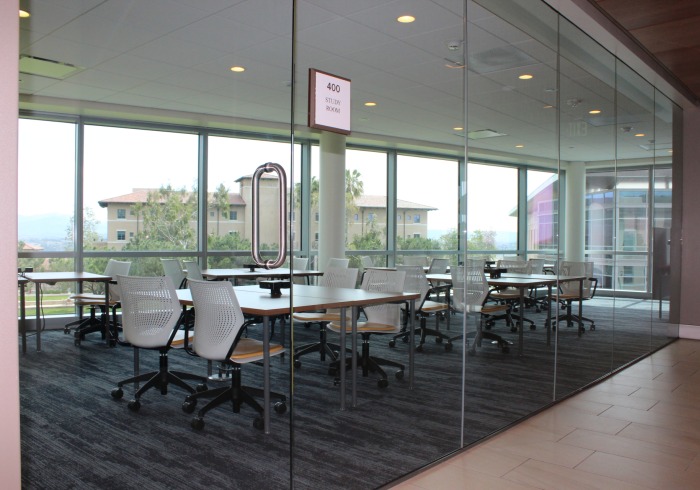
[263,315,271,434]
[351,306,358,408]
[339,308,346,411]
[546,284,552,346]
[104,281,114,346]
[35,283,42,352]
[518,288,524,356]
[577,278,583,336]
[408,299,415,389]
[19,282,26,354]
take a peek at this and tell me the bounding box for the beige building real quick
[100,178,434,250]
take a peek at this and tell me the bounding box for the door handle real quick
[251,162,287,269]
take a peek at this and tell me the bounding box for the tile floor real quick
[389,338,700,489]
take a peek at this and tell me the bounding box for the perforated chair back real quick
[161,258,186,289]
[452,261,488,313]
[528,258,546,274]
[396,265,431,308]
[326,258,349,269]
[361,269,406,327]
[104,259,131,302]
[559,261,595,297]
[361,256,374,269]
[291,257,309,271]
[188,279,246,361]
[117,275,182,348]
[182,260,204,282]
[497,259,531,274]
[428,258,449,274]
[320,267,359,289]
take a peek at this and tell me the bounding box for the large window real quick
[83,125,199,263]
[467,163,518,258]
[397,154,458,265]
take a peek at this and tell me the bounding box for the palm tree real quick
[211,183,230,236]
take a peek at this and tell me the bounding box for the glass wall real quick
[16,0,680,488]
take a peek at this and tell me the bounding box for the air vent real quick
[467,129,507,140]
[19,55,82,80]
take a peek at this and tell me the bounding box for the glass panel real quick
[295,1,465,486]
[467,163,518,258]
[556,16,616,397]
[651,91,677,347]
[527,169,559,261]
[613,61,655,367]
[346,149,387,268]
[467,0,559,444]
[84,125,199,265]
[397,155,458,266]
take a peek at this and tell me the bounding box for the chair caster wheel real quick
[195,383,208,393]
[182,400,197,413]
[590,325,596,331]
[395,370,404,380]
[274,402,287,414]
[388,340,396,348]
[416,344,424,353]
[530,324,536,330]
[111,388,123,399]
[510,326,517,333]
[294,359,301,368]
[192,417,205,430]
[435,337,443,344]
[402,336,409,343]
[445,342,453,352]
[377,378,389,388]
[253,417,264,430]
[64,328,70,334]
[127,399,141,411]
[74,338,81,347]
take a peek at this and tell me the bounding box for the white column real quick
[318,131,346,271]
[565,163,586,261]
[0,1,21,486]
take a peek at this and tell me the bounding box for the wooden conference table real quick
[177,283,420,433]
[19,272,112,353]
[426,272,586,356]
[201,267,323,285]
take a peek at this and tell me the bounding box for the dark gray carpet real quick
[19,299,673,489]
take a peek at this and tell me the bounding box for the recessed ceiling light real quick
[397,15,415,23]
[230,66,245,73]
[518,74,533,80]
[668,150,673,154]
[634,133,645,137]
[453,126,464,131]
[515,144,524,148]
[19,9,30,18]
[364,102,377,107]
[543,105,553,109]
[589,109,601,114]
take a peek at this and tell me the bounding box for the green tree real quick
[397,235,440,251]
[125,185,197,251]
[65,207,102,248]
[211,183,230,236]
[467,229,497,260]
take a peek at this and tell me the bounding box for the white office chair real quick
[110,275,207,411]
[490,259,536,330]
[326,257,349,269]
[328,269,406,388]
[182,279,286,430]
[451,263,512,354]
[290,256,309,285]
[161,258,187,289]
[182,259,204,283]
[66,259,132,346]
[390,265,451,352]
[293,267,359,367]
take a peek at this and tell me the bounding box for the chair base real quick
[182,364,286,430]
[390,314,452,352]
[330,336,405,388]
[111,348,207,409]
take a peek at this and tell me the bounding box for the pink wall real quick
[680,107,700,329]
[0,1,21,487]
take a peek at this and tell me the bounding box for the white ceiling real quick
[18,0,673,165]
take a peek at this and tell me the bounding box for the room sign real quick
[308,68,351,135]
